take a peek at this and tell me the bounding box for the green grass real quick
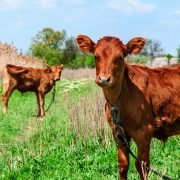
[0,79,179,180]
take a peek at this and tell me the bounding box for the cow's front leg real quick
[134,134,151,180]
[113,129,130,180]
[118,145,129,180]
[36,92,41,117]
[105,103,130,179]
[38,92,45,117]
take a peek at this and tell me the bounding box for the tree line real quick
[28,28,95,68]
[28,27,180,68]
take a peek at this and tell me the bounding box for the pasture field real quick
[0,74,179,179]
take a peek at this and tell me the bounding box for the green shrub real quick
[65,54,95,69]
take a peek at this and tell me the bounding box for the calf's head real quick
[77,35,145,87]
[49,64,64,81]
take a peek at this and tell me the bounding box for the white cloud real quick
[0,0,24,11]
[160,9,180,26]
[37,0,57,8]
[106,0,156,14]
[160,9,180,27]
[168,10,180,16]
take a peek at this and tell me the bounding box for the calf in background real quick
[2,64,64,117]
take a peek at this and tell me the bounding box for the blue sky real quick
[0,0,180,55]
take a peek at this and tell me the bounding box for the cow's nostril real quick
[99,75,102,81]
[107,77,111,82]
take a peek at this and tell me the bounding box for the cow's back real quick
[3,65,42,93]
[128,64,180,139]
[148,66,180,120]
[129,65,180,117]
[17,68,43,92]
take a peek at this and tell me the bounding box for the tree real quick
[166,53,173,65]
[62,36,79,65]
[28,27,95,68]
[29,28,66,65]
[62,37,95,69]
[32,28,66,49]
[177,46,180,63]
[140,39,163,65]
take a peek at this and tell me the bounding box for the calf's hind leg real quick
[2,85,15,114]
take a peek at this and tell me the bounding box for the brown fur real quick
[2,64,64,117]
[77,35,180,180]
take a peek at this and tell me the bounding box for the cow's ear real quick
[126,37,145,55]
[76,35,95,53]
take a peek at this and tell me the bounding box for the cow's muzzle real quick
[96,74,112,87]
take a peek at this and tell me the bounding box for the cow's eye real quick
[94,55,99,61]
[114,58,121,65]
[114,56,123,65]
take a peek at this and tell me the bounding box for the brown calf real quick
[77,35,180,179]
[2,64,64,117]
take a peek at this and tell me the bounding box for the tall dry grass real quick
[62,82,112,147]
[61,68,95,80]
[59,68,112,145]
